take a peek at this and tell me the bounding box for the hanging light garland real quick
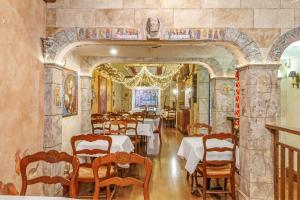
[95,63,183,89]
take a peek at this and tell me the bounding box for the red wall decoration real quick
[234,70,240,127]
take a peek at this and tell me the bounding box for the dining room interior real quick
[1,0,300,200]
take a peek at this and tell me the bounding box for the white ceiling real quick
[71,43,237,76]
[72,43,235,63]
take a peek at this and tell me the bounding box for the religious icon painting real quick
[62,68,78,117]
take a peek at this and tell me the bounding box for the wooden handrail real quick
[266,123,300,200]
[265,123,300,136]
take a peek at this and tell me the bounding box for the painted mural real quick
[63,68,78,117]
[133,88,160,109]
[111,28,139,40]
[164,28,225,41]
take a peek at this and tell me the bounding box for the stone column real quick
[80,75,92,133]
[44,63,63,196]
[210,77,235,133]
[198,67,210,126]
[238,64,279,199]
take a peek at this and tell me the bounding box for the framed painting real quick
[62,68,78,117]
[132,87,160,110]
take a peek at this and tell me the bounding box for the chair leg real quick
[106,186,110,200]
[159,133,162,146]
[224,178,228,190]
[191,172,194,188]
[203,177,207,200]
[230,176,236,200]
[93,185,99,200]
[186,171,189,180]
[194,171,198,189]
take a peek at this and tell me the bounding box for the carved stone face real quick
[149,18,159,32]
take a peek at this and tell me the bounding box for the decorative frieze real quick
[267,27,300,62]
[42,26,262,64]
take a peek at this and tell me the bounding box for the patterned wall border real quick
[41,27,262,64]
[267,27,300,62]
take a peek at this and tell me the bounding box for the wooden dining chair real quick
[108,120,127,135]
[20,150,79,198]
[91,113,103,120]
[196,133,237,200]
[70,134,116,197]
[107,112,121,121]
[187,123,212,136]
[91,118,109,134]
[92,152,153,200]
[153,116,162,145]
[164,109,176,127]
[132,112,145,123]
[0,182,19,195]
[186,123,212,188]
[124,117,141,153]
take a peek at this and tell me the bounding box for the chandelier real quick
[95,64,183,89]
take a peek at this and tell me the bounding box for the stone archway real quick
[267,27,300,62]
[41,27,263,65]
[82,56,236,78]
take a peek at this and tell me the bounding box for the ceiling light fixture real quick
[110,48,118,55]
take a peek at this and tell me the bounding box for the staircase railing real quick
[266,123,300,200]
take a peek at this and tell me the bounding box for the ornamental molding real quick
[41,27,262,64]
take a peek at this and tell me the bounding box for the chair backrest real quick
[188,123,212,135]
[167,109,176,119]
[71,134,112,157]
[124,117,138,132]
[202,133,237,169]
[91,113,103,120]
[147,111,157,119]
[108,120,127,135]
[92,152,152,200]
[91,118,108,134]
[20,150,79,198]
[132,112,145,123]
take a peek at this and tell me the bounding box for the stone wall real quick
[45,0,300,54]
[62,53,82,154]
[238,64,279,199]
[211,77,235,133]
[112,82,122,112]
[0,0,46,195]
[198,67,210,126]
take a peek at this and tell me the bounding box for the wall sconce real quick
[288,71,300,89]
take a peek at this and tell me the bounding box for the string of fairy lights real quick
[95,63,183,89]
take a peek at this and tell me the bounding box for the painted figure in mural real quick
[64,75,76,114]
[146,17,160,40]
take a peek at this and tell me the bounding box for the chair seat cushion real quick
[78,166,115,179]
[198,164,231,176]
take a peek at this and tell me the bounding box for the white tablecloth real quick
[136,123,155,149]
[143,118,160,130]
[108,122,155,149]
[177,137,240,174]
[76,135,134,157]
